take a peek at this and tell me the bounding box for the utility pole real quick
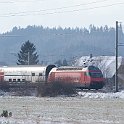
[115,21,118,92]
[28,51,30,65]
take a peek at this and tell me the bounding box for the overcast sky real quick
[0,0,124,33]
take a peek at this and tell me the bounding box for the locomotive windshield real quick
[89,72,103,78]
[88,66,103,78]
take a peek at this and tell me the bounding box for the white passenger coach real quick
[0,65,55,83]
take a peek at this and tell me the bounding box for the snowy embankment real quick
[1,90,124,99]
[78,90,124,99]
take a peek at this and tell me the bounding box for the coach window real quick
[32,73,35,76]
[39,73,42,76]
[9,79,12,82]
[18,79,20,82]
[22,79,25,81]
[13,79,16,82]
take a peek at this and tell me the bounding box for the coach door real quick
[31,72,36,82]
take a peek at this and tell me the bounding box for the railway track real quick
[76,88,107,93]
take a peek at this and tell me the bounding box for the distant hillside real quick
[0,25,124,65]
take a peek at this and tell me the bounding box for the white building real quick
[75,56,124,89]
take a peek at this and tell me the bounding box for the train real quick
[48,65,105,89]
[0,65,105,90]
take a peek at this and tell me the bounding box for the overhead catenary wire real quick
[0,1,124,17]
[0,0,45,3]
[0,35,22,37]
[0,0,57,3]
[0,0,110,15]
[0,0,109,4]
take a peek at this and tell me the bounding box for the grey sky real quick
[0,0,124,33]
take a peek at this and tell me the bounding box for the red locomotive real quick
[48,65,105,89]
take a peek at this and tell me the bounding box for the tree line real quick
[0,24,124,65]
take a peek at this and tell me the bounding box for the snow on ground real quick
[1,90,124,99]
[0,117,63,124]
[0,117,121,124]
[0,91,124,124]
[77,90,124,99]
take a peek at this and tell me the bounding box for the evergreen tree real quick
[17,40,39,65]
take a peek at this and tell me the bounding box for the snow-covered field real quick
[78,90,124,99]
[0,91,124,124]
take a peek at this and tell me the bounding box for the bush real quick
[37,82,77,97]
[1,110,12,117]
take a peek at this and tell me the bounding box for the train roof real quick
[57,66,85,71]
[0,64,56,68]
[56,65,100,71]
[0,64,56,72]
[0,65,46,68]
